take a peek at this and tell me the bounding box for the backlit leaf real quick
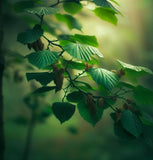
[88,67,119,90]
[26,50,59,69]
[64,43,103,61]
[26,7,59,15]
[55,14,82,31]
[117,59,153,82]
[63,2,82,14]
[94,7,118,25]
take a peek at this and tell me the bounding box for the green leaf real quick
[114,121,135,140]
[61,59,85,70]
[77,97,104,126]
[133,85,153,106]
[94,7,118,25]
[52,102,76,123]
[88,67,119,90]
[73,34,99,47]
[26,7,59,15]
[14,1,35,13]
[66,91,85,103]
[40,106,52,118]
[141,125,153,147]
[17,24,43,44]
[33,86,56,94]
[140,113,153,126]
[26,50,59,69]
[55,14,82,30]
[63,43,103,61]
[121,110,142,137]
[26,72,55,85]
[63,2,82,14]
[117,82,135,89]
[74,81,98,91]
[117,59,153,82]
[59,34,99,47]
[93,0,120,13]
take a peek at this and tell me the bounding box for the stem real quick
[22,109,36,160]
[0,1,5,159]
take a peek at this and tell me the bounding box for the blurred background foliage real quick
[2,0,153,160]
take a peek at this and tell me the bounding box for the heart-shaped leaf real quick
[77,96,104,126]
[52,102,76,123]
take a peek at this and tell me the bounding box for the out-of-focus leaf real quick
[14,1,35,13]
[33,86,56,94]
[63,2,82,14]
[17,24,43,44]
[55,14,82,31]
[94,7,118,25]
[140,113,153,126]
[134,85,153,106]
[93,0,120,13]
[121,110,142,138]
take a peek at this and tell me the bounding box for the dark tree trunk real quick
[22,110,36,160]
[0,1,5,159]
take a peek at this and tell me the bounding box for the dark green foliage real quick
[121,110,142,138]
[33,86,56,94]
[14,0,36,13]
[55,14,82,30]
[66,91,85,103]
[26,72,55,86]
[114,121,135,140]
[52,102,76,123]
[133,85,153,106]
[17,25,43,44]
[77,96,104,126]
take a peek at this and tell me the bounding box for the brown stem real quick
[22,109,36,160]
[0,1,5,159]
